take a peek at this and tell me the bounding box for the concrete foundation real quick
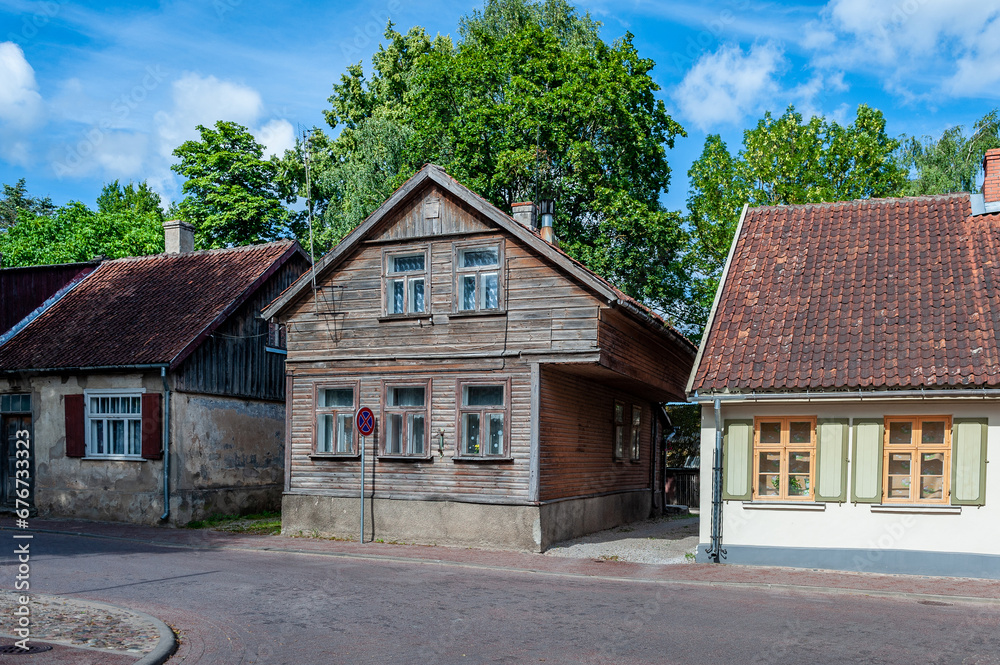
[282,490,652,552]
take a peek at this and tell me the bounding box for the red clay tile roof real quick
[0,241,299,371]
[690,193,1000,392]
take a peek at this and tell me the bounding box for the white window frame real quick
[83,389,146,460]
[456,378,511,459]
[453,241,504,314]
[313,382,359,456]
[381,380,431,458]
[383,247,429,317]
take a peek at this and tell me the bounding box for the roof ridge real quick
[747,192,970,212]
[105,239,296,264]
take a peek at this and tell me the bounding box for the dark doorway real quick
[1,413,32,511]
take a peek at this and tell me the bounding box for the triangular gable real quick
[370,186,493,242]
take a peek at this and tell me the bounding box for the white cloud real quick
[671,43,785,130]
[0,41,44,165]
[256,118,296,158]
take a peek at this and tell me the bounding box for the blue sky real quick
[1,0,999,214]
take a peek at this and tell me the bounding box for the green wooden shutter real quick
[951,418,987,506]
[722,419,753,501]
[851,418,883,503]
[815,418,848,502]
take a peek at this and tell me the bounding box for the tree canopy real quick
[0,179,56,229]
[172,121,293,249]
[96,180,165,220]
[897,110,1000,196]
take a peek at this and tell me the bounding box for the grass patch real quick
[186,511,281,535]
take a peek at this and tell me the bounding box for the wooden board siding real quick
[174,256,310,401]
[0,262,96,335]
[598,308,693,401]
[538,365,652,502]
[371,185,491,242]
[286,363,533,503]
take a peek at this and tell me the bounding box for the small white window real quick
[456,245,501,312]
[383,384,428,456]
[316,386,356,455]
[385,251,428,316]
[459,383,507,457]
[86,392,143,458]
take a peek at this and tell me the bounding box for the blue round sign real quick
[356,407,375,436]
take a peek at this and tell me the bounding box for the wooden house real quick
[263,164,696,551]
[0,221,310,525]
[687,149,1000,579]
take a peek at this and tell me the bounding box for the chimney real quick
[511,201,536,229]
[983,149,1000,204]
[538,199,558,247]
[163,219,194,254]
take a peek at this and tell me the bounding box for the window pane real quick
[92,420,104,454]
[922,421,945,445]
[464,385,503,406]
[462,248,498,267]
[409,278,425,313]
[488,414,504,455]
[759,422,781,444]
[759,451,781,474]
[614,403,623,424]
[615,425,624,458]
[111,419,125,455]
[889,421,912,445]
[462,275,476,310]
[129,419,142,456]
[409,414,425,455]
[887,452,911,475]
[392,280,405,314]
[463,413,480,455]
[789,422,811,444]
[481,273,498,309]
[632,407,641,427]
[388,414,403,454]
[321,388,353,408]
[336,414,353,453]
[91,397,100,413]
[318,415,333,453]
[390,387,425,407]
[788,451,811,497]
[887,452,912,499]
[758,451,780,496]
[393,255,425,272]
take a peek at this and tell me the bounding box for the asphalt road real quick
[6,532,1000,665]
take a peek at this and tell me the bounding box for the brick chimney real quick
[163,219,194,254]
[983,149,1000,204]
[511,202,536,229]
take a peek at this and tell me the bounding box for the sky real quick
[1,0,999,215]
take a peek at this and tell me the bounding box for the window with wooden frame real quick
[384,248,428,317]
[85,391,143,459]
[454,243,502,313]
[883,416,951,503]
[382,382,429,457]
[753,417,816,500]
[314,384,357,455]
[629,405,642,461]
[613,401,625,460]
[457,380,509,458]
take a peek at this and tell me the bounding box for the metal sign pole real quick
[360,434,365,544]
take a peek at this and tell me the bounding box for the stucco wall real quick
[0,373,284,526]
[697,399,999,575]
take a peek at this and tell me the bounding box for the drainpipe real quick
[706,398,725,563]
[160,367,171,521]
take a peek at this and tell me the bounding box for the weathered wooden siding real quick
[538,366,653,502]
[372,186,491,241]
[598,308,694,401]
[175,256,310,401]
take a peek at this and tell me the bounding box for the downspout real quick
[160,367,171,521]
[707,398,725,563]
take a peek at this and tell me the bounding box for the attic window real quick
[454,242,503,313]
[266,322,287,354]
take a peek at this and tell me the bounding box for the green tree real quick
[0,179,56,229]
[279,0,690,327]
[0,202,164,267]
[172,121,292,249]
[686,104,906,326]
[96,180,164,220]
[897,110,1000,195]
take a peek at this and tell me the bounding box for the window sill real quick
[741,501,826,511]
[82,456,146,462]
[447,310,507,319]
[377,454,433,462]
[377,314,432,323]
[869,504,962,515]
[452,456,514,463]
[309,453,360,460]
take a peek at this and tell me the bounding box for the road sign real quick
[357,407,374,436]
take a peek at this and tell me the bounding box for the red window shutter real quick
[65,394,86,458]
[141,393,163,460]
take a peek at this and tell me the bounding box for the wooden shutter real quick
[65,394,86,458]
[815,418,849,502]
[722,419,753,500]
[851,418,883,503]
[141,393,163,460]
[951,418,987,506]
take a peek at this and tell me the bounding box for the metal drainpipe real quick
[707,398,725,563]
[160,367,171,521]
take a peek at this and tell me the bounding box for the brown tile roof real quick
[0,241,300,371]
[690,193,1000,392]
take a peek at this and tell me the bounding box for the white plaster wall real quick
[699,399,999,556]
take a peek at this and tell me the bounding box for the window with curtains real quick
[85,392,143,458]
[314,385,357,455]
[457,381,509,458]
[382,383,428,457]
[455,243,502,313]
[384,248,428,317]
